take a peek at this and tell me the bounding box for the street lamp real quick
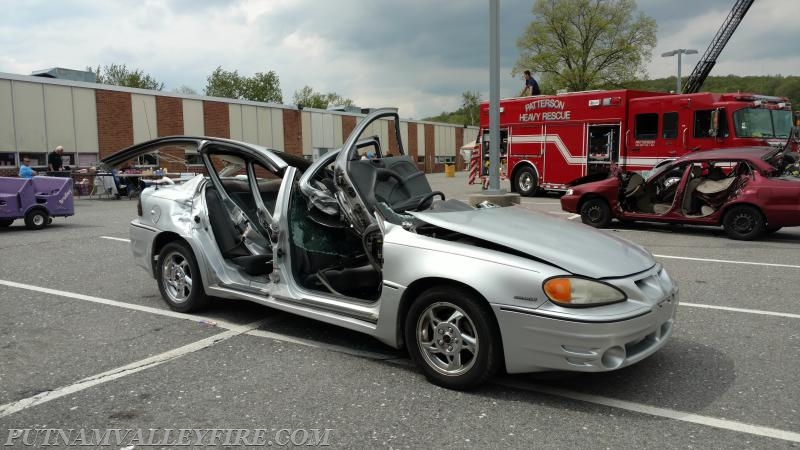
[661,49,698,93]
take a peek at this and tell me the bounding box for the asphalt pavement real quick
[1,173,798,448]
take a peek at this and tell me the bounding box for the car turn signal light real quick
[543,277,627,307]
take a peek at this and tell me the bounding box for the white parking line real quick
[100,236,130,242]
[681,302,800,319]
[568,214,580,220]
[497,379,800,444]
[3,278,800,441]
[655,254,800,269]
[0,319,267,419]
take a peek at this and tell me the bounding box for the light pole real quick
[661,49,698,93]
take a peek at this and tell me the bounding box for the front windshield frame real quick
[733,108,792,139]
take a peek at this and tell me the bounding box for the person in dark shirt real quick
[521,70,541,96]
[48,145,65,172]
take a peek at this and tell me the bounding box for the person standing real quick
[521,70,541,96]
[18,157,36,179]
[48,145,65,173]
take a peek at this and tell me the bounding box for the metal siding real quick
[333,115,343,147]
[241,105,258,144]
[12,81,46,152]
[182,99,204,136]
[434,126,442,156]
[310,112,323,148]
[270,108,284,150]
[44,84,76,151]
[73,87,98,153]
[322,113,334,148]
[0,80,15,151]
[417,123,425,156]
[380,120,389,151]
[301,111,312,155]
[446,127,455,156]
[228,104,243,140]
[131,94,157,143]
[256,106,272,147]
[463,127,478,146]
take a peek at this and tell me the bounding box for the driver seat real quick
[373,156,436,212]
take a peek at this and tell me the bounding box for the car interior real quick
[621,160,751,218]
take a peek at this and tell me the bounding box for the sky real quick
[1,0,797,119]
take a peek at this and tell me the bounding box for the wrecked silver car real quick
[102,109,678,389]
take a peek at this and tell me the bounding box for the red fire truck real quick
[469,90,793,195]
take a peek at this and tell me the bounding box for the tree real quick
[89,64,165,90]
[515,0,657,91]
[172,85,198,95]
[204,66,282,103]
[292,85,354,109]
[461,91,482,126]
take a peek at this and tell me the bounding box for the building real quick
[0,72,478,176]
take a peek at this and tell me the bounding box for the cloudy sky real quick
[1,0,797,118]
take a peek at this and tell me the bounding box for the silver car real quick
[102,109,678,390]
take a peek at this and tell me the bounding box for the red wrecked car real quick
[560,147,800,240]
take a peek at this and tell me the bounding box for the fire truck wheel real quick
[514,167,538,197]
[580,198,612,228]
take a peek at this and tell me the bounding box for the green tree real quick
[515,0,657,91]
[292,85,354,109]
[172,85,198,95]
[89,64,165,90]
[204,66,282,103]
[461,91,482,126]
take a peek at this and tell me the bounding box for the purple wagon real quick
[0,176,74,229]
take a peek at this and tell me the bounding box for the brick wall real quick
[342,116,356,140]
[96,90,133,158]
[156,97,185,173]
[203,101,229,138]
[407,123,419,170]
[424,124,436,173]
[282,109,302,156]
[387,120,398,155]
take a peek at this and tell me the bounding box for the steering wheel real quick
[412,191,445,211]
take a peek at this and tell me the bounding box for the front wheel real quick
[513,167,538,197]
[24,209,48,230]
[580,198,612,228]
[157,241,208,312]
[723,205,765,240]
[405,286,501,390]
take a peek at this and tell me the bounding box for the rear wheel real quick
[580,198,612,228]
[514,167,538,197]
[723,205,765,240]
[157,241,208,312]
[24,209,48,230]
[405,286,501,390]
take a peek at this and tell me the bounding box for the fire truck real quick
[469,89,793,195]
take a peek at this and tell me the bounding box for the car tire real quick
[723,205,765,240]
[514,167,538,197]
[405,286,501,390]
[580,198,612,228]
[0,219,13,228]
[157,241,208,312]
[24,209,48,230]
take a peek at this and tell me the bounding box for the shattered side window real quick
[289,192,361,256]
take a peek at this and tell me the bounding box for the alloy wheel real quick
[416,302,479,376]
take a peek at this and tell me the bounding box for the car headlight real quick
[543,277,627,307]
[565,189,574,196]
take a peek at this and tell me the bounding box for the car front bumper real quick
[495,290,678,374]
[560,193,579,213]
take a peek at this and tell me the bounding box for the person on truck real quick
[521,70,541,96]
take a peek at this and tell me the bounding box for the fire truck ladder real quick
[682,0,754,94]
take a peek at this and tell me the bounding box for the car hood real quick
[410,206,654,278]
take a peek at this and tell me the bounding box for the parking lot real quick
[1,172,799,448]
